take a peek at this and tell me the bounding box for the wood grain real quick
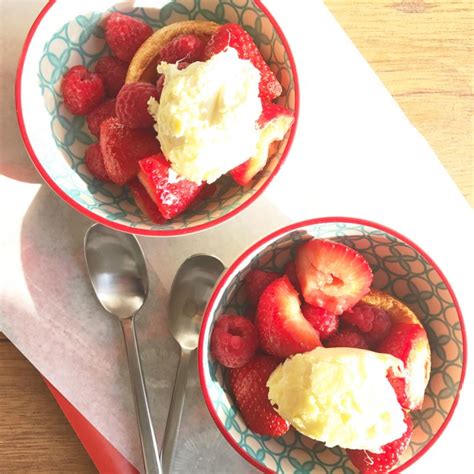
[0,1,472,472]
[0,334,97,473]
[325,0,473,205]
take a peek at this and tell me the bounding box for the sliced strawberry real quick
[256,276,321,358]
[205,24,282,101]
[230,102,294,186]
[295,239,373,315]
[138,154,203,219]
[244,269,280,307]
[347,413,413,473]
[284,260,300,291]
[128,179,164,224]
[229,355,289,437]
[301,304,338,340]
[100,117,161,185]
[377,323,430,410]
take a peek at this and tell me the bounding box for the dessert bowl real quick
[199,217,466,473]
[16,0,298,236]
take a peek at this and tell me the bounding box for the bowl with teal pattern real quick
[16,0,298,236]
[198,217,466,473]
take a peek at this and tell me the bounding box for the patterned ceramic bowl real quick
[199,217,466,473]
[16,0,298,236]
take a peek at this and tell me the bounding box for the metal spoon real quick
[84,224,161,474]
[161,254,225,474]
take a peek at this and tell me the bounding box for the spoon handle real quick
[121,317,162,474]
[161,348,193,474]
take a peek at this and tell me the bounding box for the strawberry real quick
[84,143,109,181]
[230,102,294,186]
[284,260,300,291]
[86,99,116,137]
[94,56,128,97]
[205,23,282,101]
[229,355,289,437]
[347,413,413,473]
[244,269,280,307]
[211,315,258,368]
[377,323,430,410]
[301,304,338,340]
[256,276,321,358]
[159,34,206,64]
[105,13,152,62]
[61,65,105,115]
[138,154,203,219]
[295,239,373,315]
[99,117,161,185]
[128,179,164,224]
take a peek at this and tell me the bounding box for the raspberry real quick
[86,99,116,137]
[85,144,109,181]
[61,65,105,115]
[210,315,258,368]
[100,117,161,185]
[326,329,369,350]
[284,260,300,291]
[244,269,280,307]
[115,82,160,129]
[301,304,338,339]
[105,13,152,62]
[94,56,128,97]
[341,304,392,346]
[159,34,206,64]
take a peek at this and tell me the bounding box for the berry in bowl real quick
[16,0,297,235]
[199,218,465,473]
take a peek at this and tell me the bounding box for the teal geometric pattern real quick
[37,0,296,232]
[202,222,464,473]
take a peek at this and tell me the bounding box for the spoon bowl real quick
[168,255,226,351]
[84,225,148,318]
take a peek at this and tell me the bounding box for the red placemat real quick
[44,378,139,474]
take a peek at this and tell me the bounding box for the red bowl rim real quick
[15,0,300,237]
[198,216,468,474]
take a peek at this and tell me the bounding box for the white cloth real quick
[1,1,472,472]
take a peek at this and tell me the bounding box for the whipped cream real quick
[148,48,262,184]
[267,347,407,453]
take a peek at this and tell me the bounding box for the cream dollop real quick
[148,48,262,184]
[267,347,407,453]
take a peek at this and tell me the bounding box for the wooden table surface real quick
[1,1,472,472]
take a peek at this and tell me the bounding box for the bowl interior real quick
[201,221,464,473]
[21,0,296,233]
